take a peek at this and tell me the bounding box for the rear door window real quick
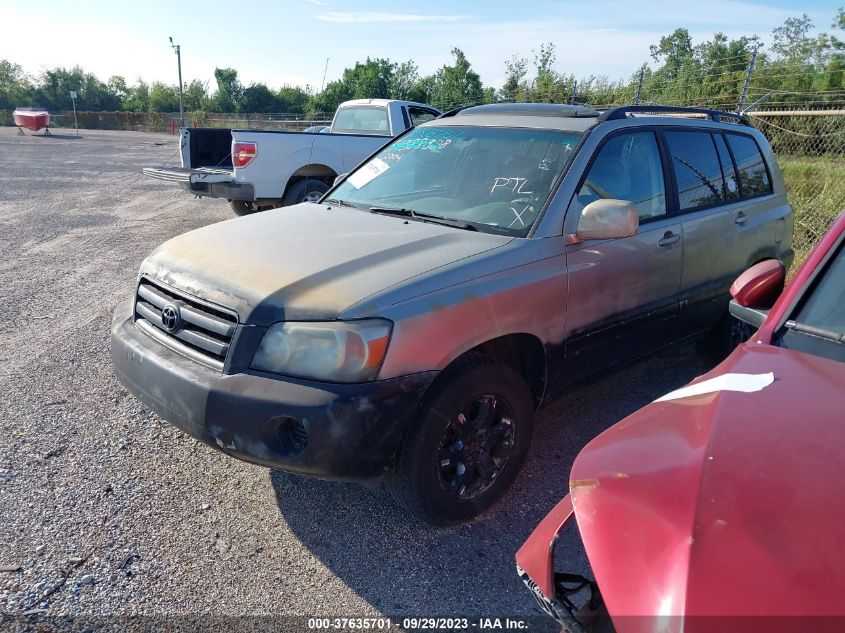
[572,131,667,221]
[726,133,772,198]
[664,131,724,211]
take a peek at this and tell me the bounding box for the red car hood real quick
[570,343,845,627]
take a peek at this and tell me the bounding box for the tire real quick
[230,200,278,216]
[230,200,258,216]
[387,353,534,525]
[283,178,330,206]
[695,309,754,365]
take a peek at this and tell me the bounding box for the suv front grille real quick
[133,278,238,370]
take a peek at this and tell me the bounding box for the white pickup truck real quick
[143,99,441,215]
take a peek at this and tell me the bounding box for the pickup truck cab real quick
[113,103,792,525]
[142,99,440,215]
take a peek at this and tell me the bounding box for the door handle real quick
[735,212,748,225]
[658,232,681,247]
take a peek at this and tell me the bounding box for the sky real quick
[0,0,842,92]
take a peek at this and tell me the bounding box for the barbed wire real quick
[750,114,845,137]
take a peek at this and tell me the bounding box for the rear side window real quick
[726,133,772,197]
[573,131,667,221]
[664,131,724,211]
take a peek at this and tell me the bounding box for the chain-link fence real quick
[1,110,332,133]
[747,106,845,264]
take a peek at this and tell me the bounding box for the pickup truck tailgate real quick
[143,167,234,184]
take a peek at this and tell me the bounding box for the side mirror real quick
[575,199,639,240]
[333,173,349,187]
[728,259,785,328]
[730,259,785,309]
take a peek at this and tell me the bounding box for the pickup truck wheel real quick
[230,201,258,216]
[696,310,754,365]
[387,354,533,525]
[283,179,330,206]
[230,200,277,216]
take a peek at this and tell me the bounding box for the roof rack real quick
[597,105,749,125]
[455,103,601,118]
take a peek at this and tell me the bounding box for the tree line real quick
[1,10,843,116]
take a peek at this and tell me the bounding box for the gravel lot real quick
[0,126,710,630]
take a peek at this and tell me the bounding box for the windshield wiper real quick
[369,206,477,231]
[784,320,845,344]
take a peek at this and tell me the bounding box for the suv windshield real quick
[776,237,845,363]
[330,125,582,236]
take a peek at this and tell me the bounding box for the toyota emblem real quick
[161,303,181,332]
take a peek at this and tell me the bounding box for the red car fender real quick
[515,494,575,601]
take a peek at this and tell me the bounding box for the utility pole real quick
[635,67,644,105]
[169,37,184,128]
[69,90,79,137]
[737,48,758,113]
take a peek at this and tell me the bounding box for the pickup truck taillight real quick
[232,142,257,168]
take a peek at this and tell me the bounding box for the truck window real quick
[333,106,390,135]
[408,107,437,127]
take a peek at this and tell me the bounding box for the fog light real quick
[274,416,308,456]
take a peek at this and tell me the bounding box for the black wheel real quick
[230,200,257,216]
[696,309,754,365]
[230,200,278,216]
[387,354,534,525]
[283,179,330,206]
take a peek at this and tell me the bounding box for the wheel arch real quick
[441,333,548,410]
[283,163,337,198]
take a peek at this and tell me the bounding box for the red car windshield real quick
[776,237,845,363]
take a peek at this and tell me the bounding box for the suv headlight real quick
[251,319,392,383]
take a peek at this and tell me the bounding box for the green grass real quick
[779,156,845,265]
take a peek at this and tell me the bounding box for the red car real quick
[516,212,845,633]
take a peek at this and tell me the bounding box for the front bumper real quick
[516,495,606,633]
[110,299,437,482]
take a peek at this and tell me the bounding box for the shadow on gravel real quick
[271,343,709,623]
[22,132,83,140]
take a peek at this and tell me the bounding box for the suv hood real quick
[570,343,845,622]
[140,203,512,324]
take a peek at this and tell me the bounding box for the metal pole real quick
[72,96,78,137]
[170,37,184,128]
[737,48,757,113]
[176,45,184,127]
[570,80,577,105]
[635,67,644,105]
